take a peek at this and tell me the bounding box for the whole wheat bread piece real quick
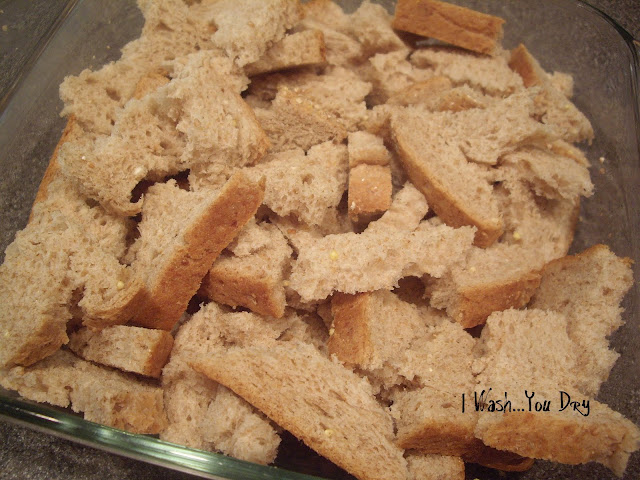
[200,221,292,318]
[509,44,594,143]
[161,303,285,464]
[348,0,407,58]
[529,244,634,397]
[392,0,505,56]
[68,325,173,378]
[59,51,268,217]
[390,90,557,247]
[207,0,303,68]
[0,349,167,434]
[348,163,393,224]
[128,171,265,330]
[405,453,465,480]
[0,173,144,368]
[473,308,640,476]
[288,183,475,302]
[245,29,327,77]
[193,340,408,480]
[246,142,349,227]
[410,47,523,96]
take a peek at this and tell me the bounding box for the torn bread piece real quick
[0,174,142,368]
[208,0,303,68]
[529,244,634,397]
[59,52,268,216]
[509,44,594,143]
[161,303,285,464]
[245,30,327,76]
[129,171,265,330]
[59,0,205,135]
[392,0,505,56]
[348,164,393,224]
[68,326,173,378]
[410,47,523,97]
[0,349,167,434]
[246,142,348,227]
[200,222,292,318]
[288,183,475,302]
[192,340,408,480]
[362,49,434,104]
[406,453,465,480]
[348,0,407,58]
[473,308,640,477]
[348,130,391,167]
[253,87,347,153]
[391,91,556,247]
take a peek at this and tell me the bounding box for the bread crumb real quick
[133,166,145,176]
[324,428,335,437]
[599,156,605,163]
[329,250,339,261]
[513,231,522,241]
[469,266,476,273]
[2,25,7,32]
[116,280,125,290]
[329,327,335,336]
[283,280,290,287]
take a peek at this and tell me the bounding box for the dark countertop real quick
[0,1,639,479]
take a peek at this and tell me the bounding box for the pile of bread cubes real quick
[0,0,638,479]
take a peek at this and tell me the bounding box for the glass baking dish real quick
[0,0,638,479]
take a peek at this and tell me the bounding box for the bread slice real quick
[509,44,594,143]
[391,107,501,247]
[348,164,393,224]
[0,349,167,434]
[200,222,292,318]
[68,325,173,378]
[288,184,475,302]
[473,308,640,476]
[192,340,408,480]
[127,172,264,330]
[245,30,327,76]
[246,142,348,227]
[410,47,523,96]
[529,245,634,397]
[392,0,505,55]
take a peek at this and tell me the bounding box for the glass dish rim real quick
[1,1,639,480]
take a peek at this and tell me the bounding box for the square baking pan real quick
[0,1,639,479]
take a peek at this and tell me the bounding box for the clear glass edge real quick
[0,395,326,480]
[0,0,639,479]
[0,0,80,115]
[575,0,640,169]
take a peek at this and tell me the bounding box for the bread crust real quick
[392,129,502,247]
[133,172,266,330]
[453,270,542,328]
[392,0,505,55]
[328,292,373,365]
[200,266,286,318]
